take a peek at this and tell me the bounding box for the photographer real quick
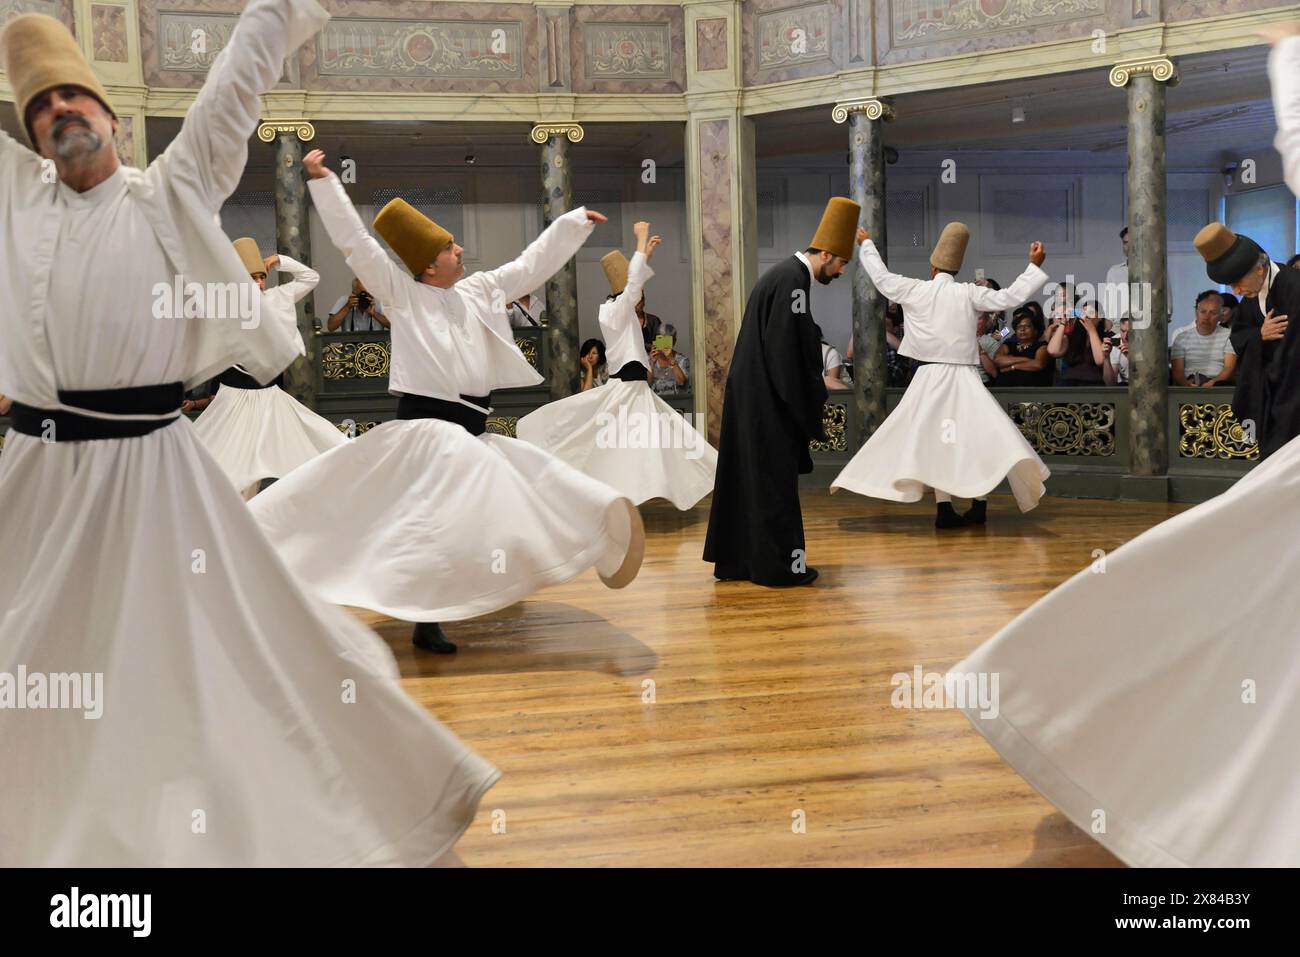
[327,277,389,332]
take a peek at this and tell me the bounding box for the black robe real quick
[1230,264,1300,459]
[703,256,827,585]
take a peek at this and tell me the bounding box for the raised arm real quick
[858,238,926,308]
[472,208,599,303]
[1267,31,1300,198]
[157,0,329,211]
[271,254,320,304]
[305,161,410,311]
[970,243,1050,312]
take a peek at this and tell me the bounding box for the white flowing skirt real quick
[193,385,346,494]
[830,363,1050,511]
[249,418,646,622]
[0,420,498,867]
[955,433,1300,866]
[516,380,717,510]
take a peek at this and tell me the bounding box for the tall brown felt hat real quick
[931,222,971,273]
[601,251,630,294]
[232,238,265,277]
[1195,222,1264,284]
[373,198,453,275]
[1,13,117,146]
[809,197,861,261]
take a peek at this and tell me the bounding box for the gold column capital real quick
[832,98,894,124]
[257,119,316,143]
[1109,57,1179,88]
[530,122,584,144]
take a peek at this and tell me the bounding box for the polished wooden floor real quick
[352,489,1190,867]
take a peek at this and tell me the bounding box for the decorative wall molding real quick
[831,97,893,123]
[530,122,585,143]
[315,18,525,80]
[890,0,1105,49]
[256,119,315,143]
[1109,55,1179,87]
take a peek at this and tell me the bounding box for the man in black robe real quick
[1194,223,1300,458]
[703,197,860,586]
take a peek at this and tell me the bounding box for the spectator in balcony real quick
[650,323,691,395]
[1288,253,1300,269]
[1171,290,1236,387]
[845,300,913,386]
[1103,317,1131,386]
[1104,226,1130,321]
[1218,291,1239,329]
[816,324,850,391]
[326,277,389,332]
[579,337,608,391]
[507,291,541,328]
[994,305,1053,386]
[1047,293,1108,385]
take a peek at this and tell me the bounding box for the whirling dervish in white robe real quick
[248,151,644,654]
[951,28,1300,866]
[831,224,1050,527]
[516,223,717,509]
[0,0,498,866]
[194,242,346,498]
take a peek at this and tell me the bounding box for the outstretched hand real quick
[646,235,662,261]
[1259,22,1300,45]
[303,148,330,179]
[586,210,608,225]
[1029,241,1046,267]
[856,227,870,246]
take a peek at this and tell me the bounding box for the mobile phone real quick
[999,326,1014,340]
[653,335,673,352]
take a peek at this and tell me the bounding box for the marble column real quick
[533,123,584,400]
[260,120,318,407]
[1110,59,1178,488]
[686,112,759,448]
[836,98,893,448]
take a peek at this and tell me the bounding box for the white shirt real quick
[1104,261,1129,320]
[599,251,653,372]
[1170,323,1235,379]
[858,240,1049,365]
[328,291,386,332]
[0,0,318,411]
[507,299,540,328]
[820,342,842,376]
[309,172,593,408]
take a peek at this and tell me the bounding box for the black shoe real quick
[935,502,967,529]
[962,499,988,525]
[794,566,820,586]
[412,622,457,654]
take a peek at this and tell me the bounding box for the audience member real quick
[994,305,1053,386]
[1171,290,1236,387]
[650,324,691,395]
[327,277,389,332]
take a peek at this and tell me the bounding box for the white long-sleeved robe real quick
[0,0,498,866]
[249,175,645,621]
[945,31,1300,868]
[194,254,347,496]
[830,240,1050,509]
[516,251,717,509]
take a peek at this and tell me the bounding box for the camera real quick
[356,291,373,313]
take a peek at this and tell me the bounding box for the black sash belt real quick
[10,382,184,442]
[214,366,281,391]
[396,393,490,436]
[612,360,649,383]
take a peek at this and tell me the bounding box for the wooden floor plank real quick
[350,489,1187,866]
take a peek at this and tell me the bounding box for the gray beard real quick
[54,125,102,161]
